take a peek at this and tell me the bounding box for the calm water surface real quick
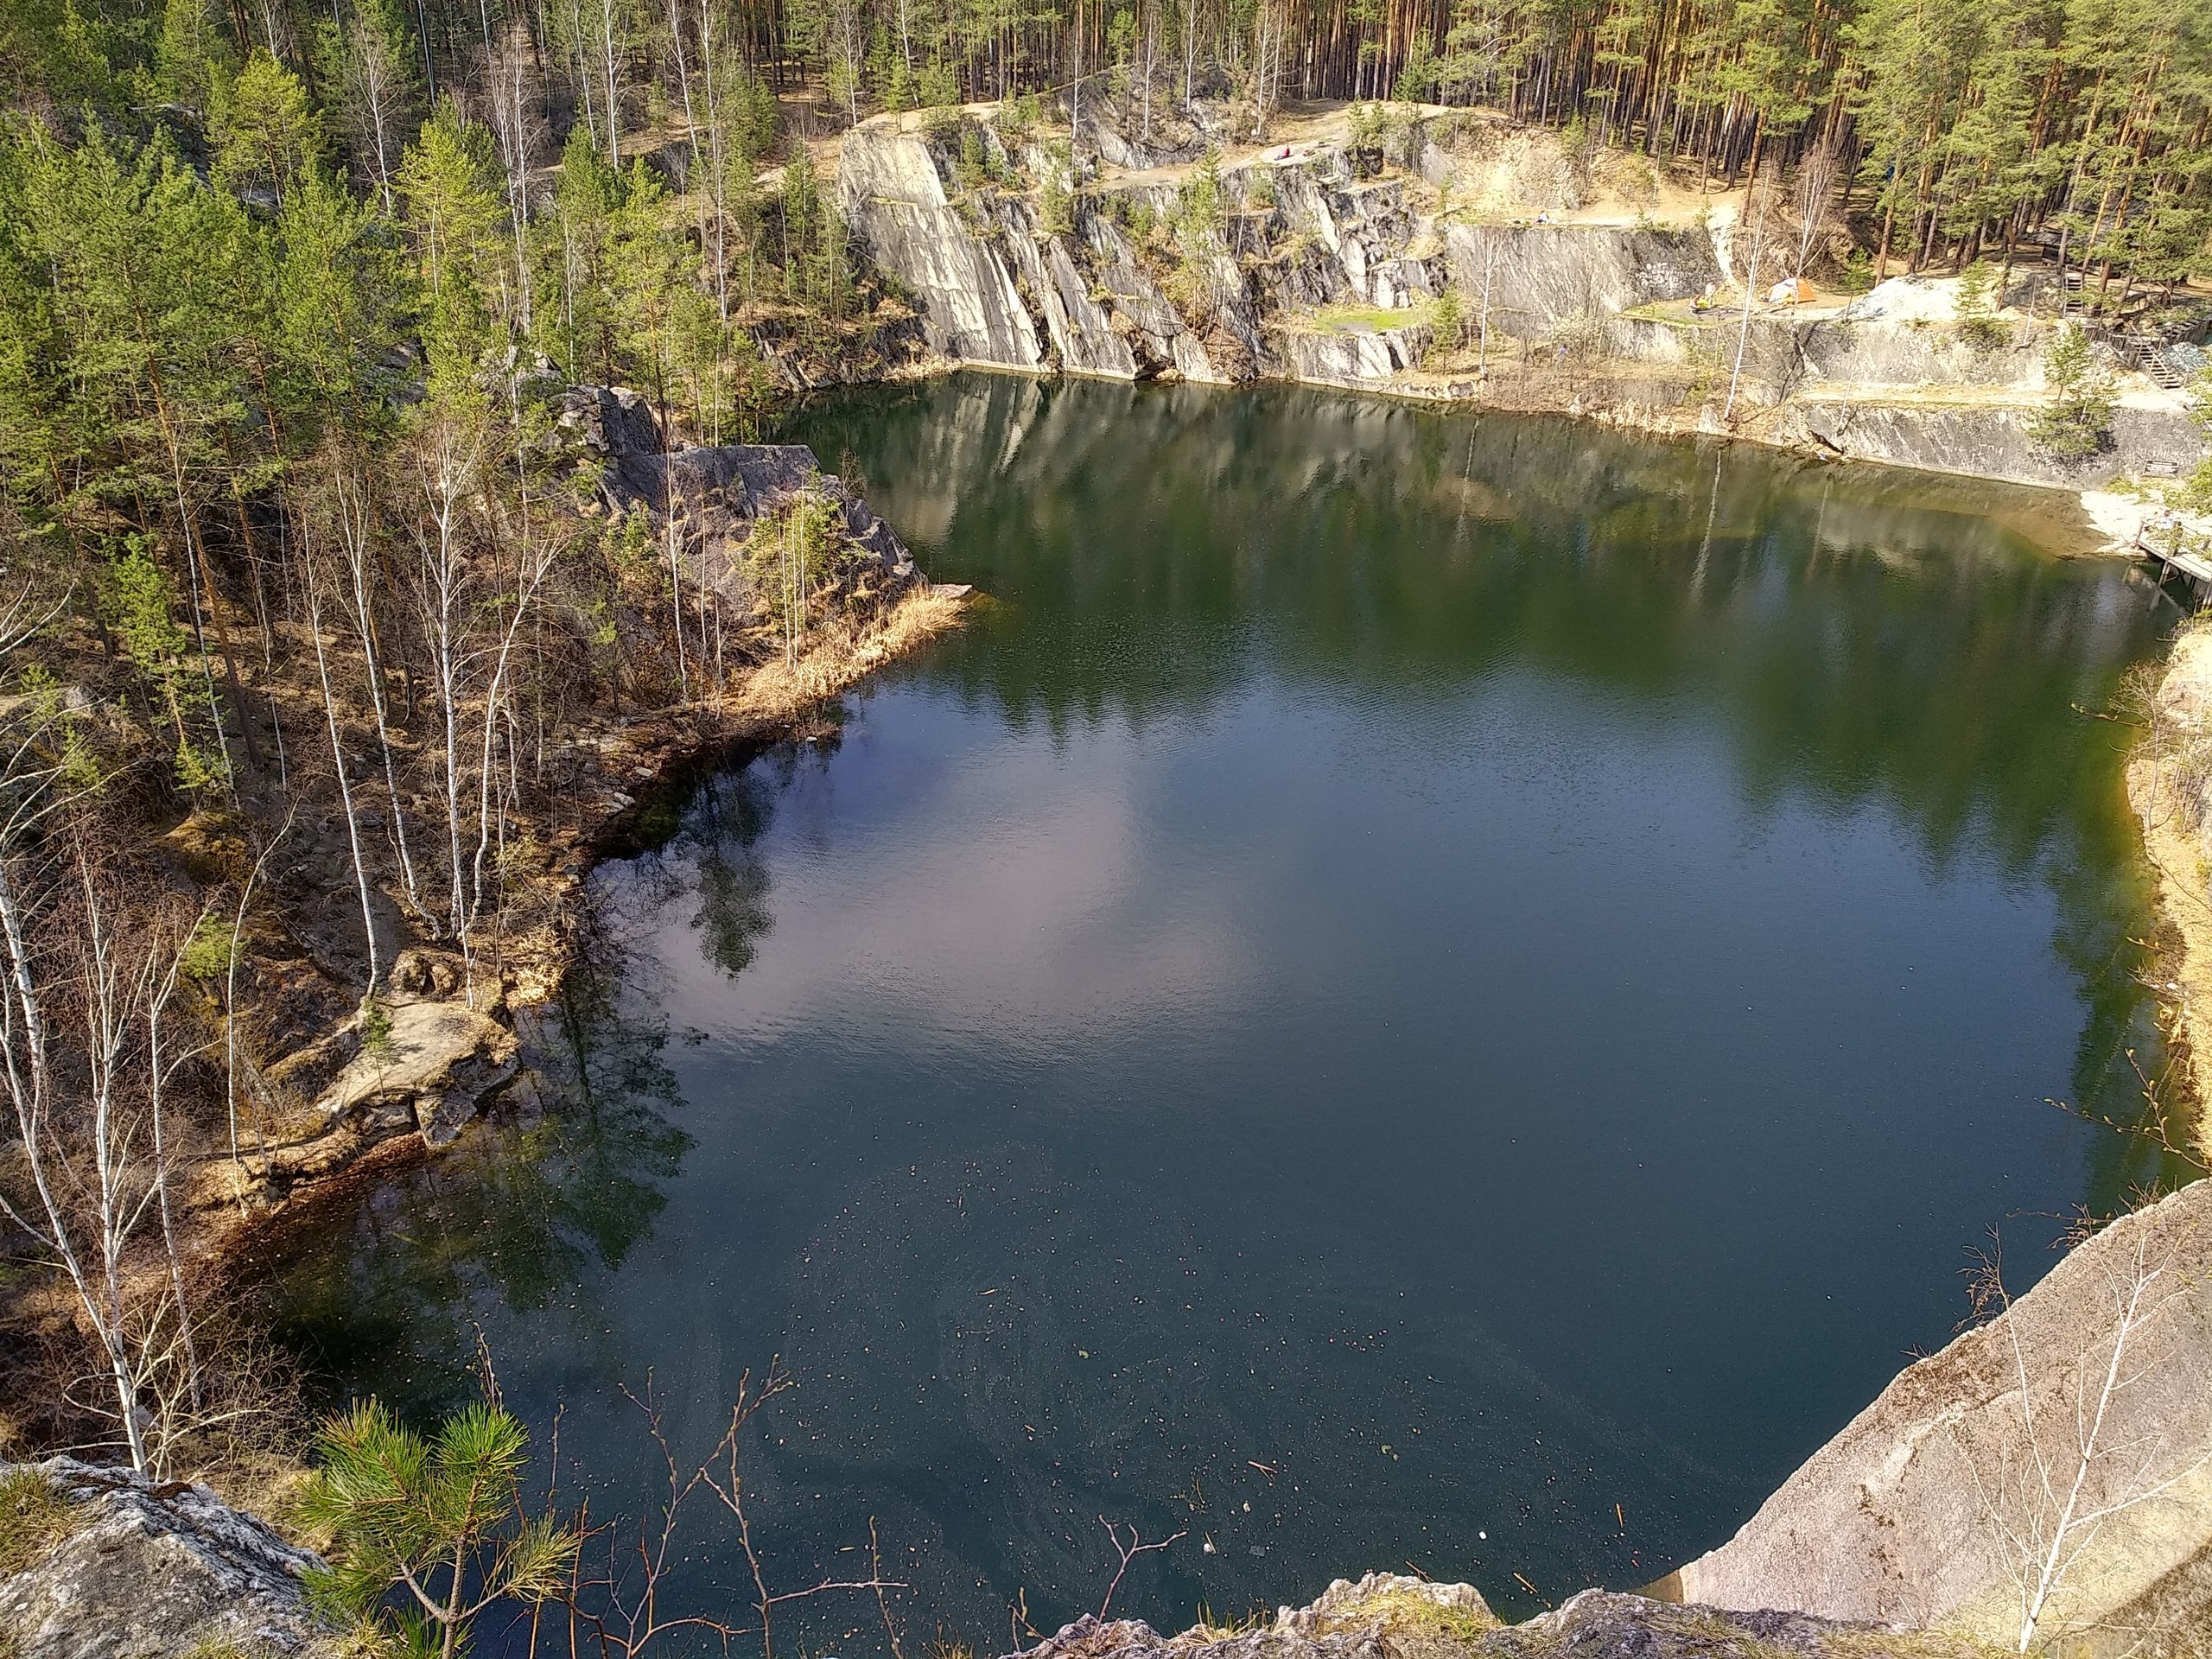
[269,376,2190,1641]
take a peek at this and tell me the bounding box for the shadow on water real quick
[259,376,2191,1649]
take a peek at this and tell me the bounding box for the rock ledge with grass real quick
[1002,1573,1965,1659]
[0,1458,340,1659]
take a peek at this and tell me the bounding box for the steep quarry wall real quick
[835,102,2202,495]
[836,120,1045,367]
[1776,398,2202,491]
[1790,317,2044,391]
[1440,223,1719,339]
[836,114,1702,384]
[2130,627,2212,1168]
[838,118,1446,384]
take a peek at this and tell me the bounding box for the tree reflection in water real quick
[264,918,698,1420]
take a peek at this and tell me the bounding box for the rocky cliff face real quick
[838,121,1046,367]
[0,1459,339,1658]
[0,1511,1967,1659]
[1666,1177,2212,1655]
[2131,630,2212,1160]
[562,383,921,600]
[833,102,2199,493]
[1774,397,2201,491]
[1439,224,1719,340]
[836,110,1725,385]
[837,117,1471,385]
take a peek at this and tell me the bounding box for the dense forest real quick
[0,0,2206,606]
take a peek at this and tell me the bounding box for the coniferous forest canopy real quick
[1,0,2208,601]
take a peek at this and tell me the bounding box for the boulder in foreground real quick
[1669,1177,2212,1654]
[0,1458,339,1658]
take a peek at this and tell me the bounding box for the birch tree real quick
[404,391,491,946]
[301,525,385,995]
[0,782,209,1473]
[1723,182,1773,422]
[321,457,423,919]
[484,22,543,338]
[1961,1220,2211,1651]
[321,0,420,213]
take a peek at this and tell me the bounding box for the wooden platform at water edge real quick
[2142,532,2212,602]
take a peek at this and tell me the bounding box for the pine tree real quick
[2028,322,2114,459]
[610,157,697,415]
[539,122,626,379]
[98,534,198,760]
[212,48,323,205]
[301,1397,580,1659]
[151,0,233,115]
[1955,258,2005,348]
[268,162,411,436]
[397,102,505,378]
[1394,28,1437,100]
[789,0,870,124]
[14,127,259,771]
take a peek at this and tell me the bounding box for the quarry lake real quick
[267,375,2196,1641]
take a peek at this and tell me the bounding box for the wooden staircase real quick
[2126,335,2187,389]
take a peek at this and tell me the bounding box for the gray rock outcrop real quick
[1276,321,1431,387]
[1775,397,2202,491]
[836,118,1468,385]
[0,1459,339,1658]
[1668,1177,2212,1651]
[837,122,1045,366]
[830,103,2202,492]
[560,384,920,597]
[833,112,1726,389]
[1440,224,1720,340]
[296,948,519,1151]
[1004,1573,1916,1659]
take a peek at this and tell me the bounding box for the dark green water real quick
[267,376,2191,1644]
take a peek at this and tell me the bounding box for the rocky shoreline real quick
[192,391,969,1247]
[2128,624,2212,1156]
[0,1491,1992,1659]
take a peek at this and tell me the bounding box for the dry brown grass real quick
[1180,1604,1268,1642]
[730,585,971,718]
[1820,1628,2018,1659]
[0,1466,76,1579]
[1314,1587,1499,1645]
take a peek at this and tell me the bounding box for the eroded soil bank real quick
[2129,625,2212,1157]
